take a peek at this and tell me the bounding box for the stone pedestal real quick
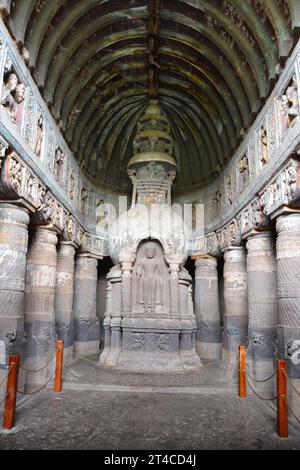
[276,214,300,414]
[222,247,248,368]
[54,242,76,363]
[194,257,222,361]
[73,255,100,356]
[25,228,58,385]
[0,204,29,363]
[246,232,277,398]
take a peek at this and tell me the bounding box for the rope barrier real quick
[246,376,277,402]
[0,390,10,408]
[17,369,56,395]
[19,354,56,373]
[0,365,12,391]
[246,370,277,383]
[281,368,300,398]
[282,396,300,426]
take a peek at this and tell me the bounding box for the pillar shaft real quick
[25,227,58,385]
[223,247,248,367]
[0,204,29,363]
[73,255,99,356]
[276,214,300,414]
[246,232,277,397]
[195,257,221,360]
[54,242,76,363]
[97,274,107,345]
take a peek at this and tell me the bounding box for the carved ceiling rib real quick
[4,0,296,191]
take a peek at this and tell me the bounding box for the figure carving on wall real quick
[96,198,109,229]
[69,171,75,200]
[280,75,299,133]
[286,75,299,123]
[1,72,18,122]
[53,147,64,184]
[239,154,249,174]
[81,187,89,215]
[226,174,233,205]
[34,115,44,158]
[212,190,222,210]
[259,125,269,166]
[136,244,163,314]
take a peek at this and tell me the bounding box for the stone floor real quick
[0,358,299,450]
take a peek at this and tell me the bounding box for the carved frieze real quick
[260,158,300,217]
[278,74,299,141]
[238,197,270,239]
[79,231,106,258]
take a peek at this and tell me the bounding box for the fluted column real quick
[222,246,248,367]
[25,227,58,385]
[54,242,76,363]
[73,255,99,356]
[246,232,277,397]
[0,204,29,363]
[276,214,300,414]
[194,256,221,361]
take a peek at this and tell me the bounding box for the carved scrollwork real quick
[0,135,9,160]
[238,197,270,239]
[62,215,76,243]
[0,152,24,197]
[33,190,56,225]
[205,232,221,257]
[216,217,241,252]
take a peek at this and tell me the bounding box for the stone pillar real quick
[25,227,58,385]
[246,232,277,397]
[222,246,248,368]
[0,204,29,363]
[169,263,180,315]
[54,242,76,364]
[276,214,300,414]
[97,273,107,345]
[73,255,99,356]
[194,257,222,361]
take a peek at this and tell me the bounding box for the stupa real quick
[99,100,201,371]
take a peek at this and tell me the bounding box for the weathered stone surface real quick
[73,255,99,356]
[0,203,29,363]
[24,227,58,386]
[54,242,75,363]
[194,257,222,361]
[222,247,248,369]
[246,232,277,398]
[276,214,300,412]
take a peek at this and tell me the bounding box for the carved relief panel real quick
[1,58,26,130]
[277,73,299,141]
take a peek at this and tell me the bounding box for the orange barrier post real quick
[3,355,20,430]
[239,345,246,398]
[277,359,288,438]
[54,339,64,393]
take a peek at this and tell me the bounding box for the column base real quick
[197,342,222,361]
[74,340,100,357]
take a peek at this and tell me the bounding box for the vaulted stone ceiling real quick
[5,0,298,191]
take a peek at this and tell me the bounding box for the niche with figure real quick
[1,69,26,127]
[131,239,170,316]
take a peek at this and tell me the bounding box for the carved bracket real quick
[260,157,300,218]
